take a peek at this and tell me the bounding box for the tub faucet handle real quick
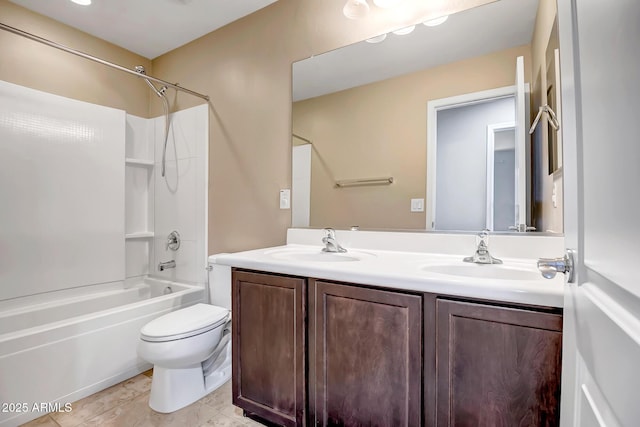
[166,230,180,251]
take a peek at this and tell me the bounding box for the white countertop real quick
[213,243,564,308]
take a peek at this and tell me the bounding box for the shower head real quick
[134,65,167,98]
[135,64,171,178]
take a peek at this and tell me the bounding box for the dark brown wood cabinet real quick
[435,299,563,427]
[232,270,306,427]
[231,268,563,427]
[309,280,423,427]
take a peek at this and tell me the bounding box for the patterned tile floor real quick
[22,372,264,427]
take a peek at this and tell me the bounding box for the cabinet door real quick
[436,299,562,427]
[310,280,422,427]
[232,270,306,427]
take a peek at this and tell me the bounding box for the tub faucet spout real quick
[158,260,176,271]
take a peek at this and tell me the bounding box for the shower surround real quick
[0,80,208,426]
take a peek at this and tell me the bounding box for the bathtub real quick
[0,278,204,427]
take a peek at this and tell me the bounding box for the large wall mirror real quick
[292,0,563,234]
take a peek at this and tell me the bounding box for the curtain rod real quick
[0,22,210,101]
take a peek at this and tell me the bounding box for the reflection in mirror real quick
[432,94,516,232]
[292,0,563,233]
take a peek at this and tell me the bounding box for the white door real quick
[426,85,519,231]
[292,144,312,227]
[514,56,527,229]
[486,123,516,231]
[557,0,640,426]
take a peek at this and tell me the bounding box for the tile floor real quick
[22,372,264,427]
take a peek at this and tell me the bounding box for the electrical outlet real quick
[280,189,291,209]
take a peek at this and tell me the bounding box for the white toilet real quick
[137,260,232,413]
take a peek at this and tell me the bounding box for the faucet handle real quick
[323,227,336,239]
[509,224,537,232]
[166,230,181,251]
[321,228,347,253]
[464,229,502,264]
[476,229,490,246]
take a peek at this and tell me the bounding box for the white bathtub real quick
[0,278,204,427]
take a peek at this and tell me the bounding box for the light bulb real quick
[70,0,91,5]
[423,15,449,27]
[373,0,403,8]
[366,34,387,43]
[343,0,370,19]
[392,25,415,36]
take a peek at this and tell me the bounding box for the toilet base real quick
[205,344,232,392]
[148,347,232,413]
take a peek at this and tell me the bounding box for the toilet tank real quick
[207,254,232,310]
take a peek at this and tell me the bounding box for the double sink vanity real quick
[215,228,565,427]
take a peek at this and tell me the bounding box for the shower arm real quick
[0,21,209,102]
[135,66,167,97]
[136,66,171,178]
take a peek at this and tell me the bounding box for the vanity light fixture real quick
[423,15,449,26]
[343,0,370,19]
[392,25,415,35]
[365,33,388,43]
[373,0,403,8]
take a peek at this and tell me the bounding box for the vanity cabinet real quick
[231,270,306,427]
[231,269,562,427]
[308,280,423,427]
[435,299,562,426]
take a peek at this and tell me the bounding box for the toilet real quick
[137,259,232,413]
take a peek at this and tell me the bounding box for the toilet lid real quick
[140,303,229,342]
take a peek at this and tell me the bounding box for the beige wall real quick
[0,0,152,117]
[151,0,494,253]
[531,0,564,233]
[293,45,532,229]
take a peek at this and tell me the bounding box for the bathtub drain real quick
[163,286,173,295]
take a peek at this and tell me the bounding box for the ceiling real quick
[293,0,539,101]
[8,0,539,101]
[9,0,278,59]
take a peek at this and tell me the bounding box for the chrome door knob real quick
[537,250,575,282]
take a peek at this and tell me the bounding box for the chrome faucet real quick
[463,229,502,264]
[322,228,347,253]
[158,260,176,271]
[509,224,537,232]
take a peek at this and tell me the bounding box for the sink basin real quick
[422,263,541,281]
[265,248,375,263]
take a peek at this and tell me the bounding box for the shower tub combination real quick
[0,23,211,427]
[0,278,203,427]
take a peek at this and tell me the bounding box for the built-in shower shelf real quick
[125,158,154,167]
[125,232,154,239]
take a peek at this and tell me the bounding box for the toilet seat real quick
[140,303,229,342]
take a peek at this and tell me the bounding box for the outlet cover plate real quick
[411,198,424,212]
